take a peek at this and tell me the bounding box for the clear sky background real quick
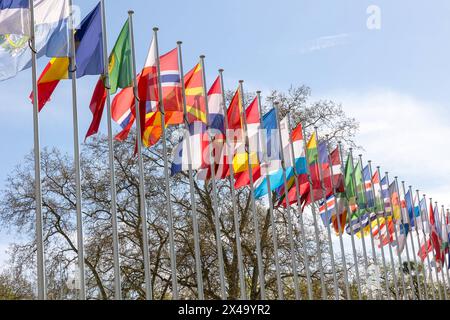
[1,0,450,265]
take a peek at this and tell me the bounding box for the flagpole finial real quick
[349,148,353,152]
[368,160,372,163]
[219,69,224,73]
[128,10,134,15]
[153,27,159,32]
[256,91,261,94]
[177,41,182,45]
[200,55,205,59]
[239,80,244,84]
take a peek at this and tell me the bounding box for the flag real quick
[395,223,410,254]
[372,216,395,248]
[363,165,375,209]
[0,0,71,81]
[354,162,366,209]
[233,97,261,188]
[171,122,208,175]
[31,3,104,111]
[404,190,416,228]
[304,132,322,204]
[344,156,356,208]
[430,202,444,267]
[330,147,345,193]
[389,182,401,221]
[276,123,309,208]
[319,195,337,226]
[112,41,183,146]
[85,19,132,139]
[418,239,433,261]
[317,141,333,197]
[197,76,228,181]
[381,176,392,215]
[184,63,206,123]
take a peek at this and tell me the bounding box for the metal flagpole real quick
[358,156,381,300]
[401,181,423,300]
[385,173,408,299]
[68,0,86,299]
[128,12,152,300]
[100,0,121,300]
[338,142,362,300]
[394,177,416,300]
[435,201,448,300]
[174,41,205,300]
[199,55,227,299]
[326,137,351,300]
[367,162,390,300]
[377,168,400,300]
[274,103,301,300]
[440,205,450,299]
[417,191,436,300]
[286,116,313,300]
[409,186,429,300]
[303,128,327,300]
[29,0,46,300]
[314,128,339,300]
[402,181,423,300]
[348,149,372,300]
[445,208,450,297]
[219,70,246,299]
[426,197,443,300]
[257,98,283,300]
[239,80,266,300]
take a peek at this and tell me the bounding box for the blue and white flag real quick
[0,0,70,81]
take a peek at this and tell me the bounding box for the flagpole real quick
[409,186,429,300]
[326,137,351,300]
[219,70,246,299]
[67,0,86,300]
[258,98,284,300]
[439,204,450,298]
[443,206,450,298]
[314,128,339,300]
[338,142,363,300]
[385,173,408,299]
[199,55,227,299]
[128,12,152,300]
[435,201,448,300]
[377,168,400,300]
[29,0,46,300]
[358,155,382,299]
[99,0,121,300]
[286,116,313,300]
[274,103,302,300]
[303,128,327,300]
[394,177,416,299]
[426,197,443,300]
[239,80,266,300]
[402,181,423,300]
[367,162,390,299]
[417,191,436,300]
[401,181,423,300]
[174,41,206,300]
[348,149,372,300]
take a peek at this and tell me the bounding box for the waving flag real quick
[85,19,132,139]
[233,97,261,188]
[0,0,71,81]
[404,190,416,228]
[430,202,444,267]
[362,165,375,209]
[32,3,104,111]
[197,76,228,181]
[330,147,345,193]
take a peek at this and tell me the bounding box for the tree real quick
[0,85,360,300]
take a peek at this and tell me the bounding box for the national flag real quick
[381,176,392,215]
[85,19,132,139]
[372,216,395,248]
[317,141,333,197]
[233,97,261,188]
[304,132,322,204]
[389,182,402,221]
[354,162,366,210]
[430,202,444,266]
[394,223,410,255]
[330,147,345,193]
[171,122,208,175]
[319,195,337,226]
[31,3,104,111]
[418,239,433,261]
[0,0,71,81]
[183,63,206,123]
[404,190,416,228]
[363,165,375,209]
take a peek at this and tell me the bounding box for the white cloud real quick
[329,89,450,208]
[300,33,351,54]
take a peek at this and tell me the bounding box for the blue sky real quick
[1,0,450,264]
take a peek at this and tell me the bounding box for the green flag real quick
[354,162,366,208]
[344,156,355,200]
[109,20,133,94]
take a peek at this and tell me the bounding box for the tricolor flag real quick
[363,165,375,209]
[0,0,71,81]
[330,147,345,194]
[86,19,133,139]
[233,96,261,189]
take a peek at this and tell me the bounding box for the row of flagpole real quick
[26,1,450,301]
